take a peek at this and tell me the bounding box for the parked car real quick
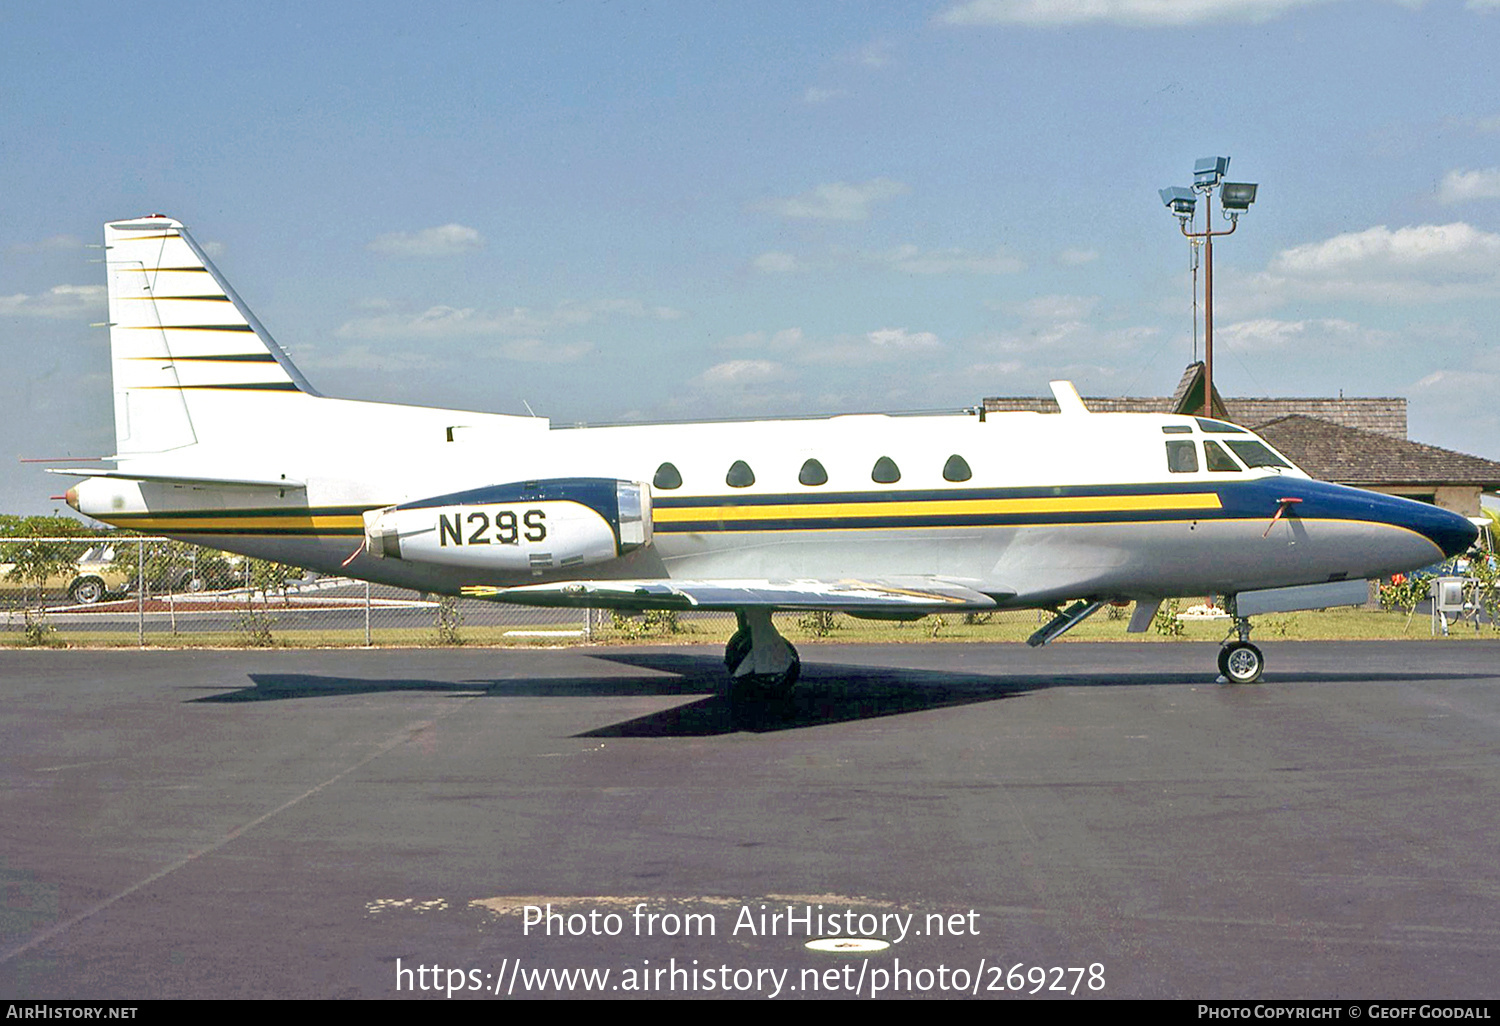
[0,543,129,604]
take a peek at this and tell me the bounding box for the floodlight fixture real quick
[1193,155,1230,188]
[1159,186,1197,218]
[1219,181,1258,213]
[1160,155,1259,420]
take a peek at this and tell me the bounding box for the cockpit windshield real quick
[1224,439,1291,469]
[1162,429,1299,476]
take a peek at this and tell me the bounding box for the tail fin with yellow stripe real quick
[104,215,319,456]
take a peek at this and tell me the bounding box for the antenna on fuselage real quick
[1049,381,1091,415]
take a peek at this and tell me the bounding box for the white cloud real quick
[1215,318,1393,351]
[336,298,680,340]
[719,326,944,367]
[1015,294,1100,321]
[301,335,591,370]
[7,235,84,254]
[872,244,1026,275]
[962,360,1025,377]
[939,0,1338,26]
[973,295,1162,364]
[492,338,594,363]
[854,41,895,68]
[752,251,803,273]
[803,87,848,104]
[338,305,552,340]
[585,298,686,321]
[0,284,106,318]
[694,359,786,387]
[296,344,441,373]
[718,328,806,351]
[758,178,909,221]
[1058,247,1099,265]
[1437,168,1500,204]
[977,319,1159,356]
[1260,222,1500,301]
[1298,221,1473,271]
[867,327,941,351]
[368,223,484,257]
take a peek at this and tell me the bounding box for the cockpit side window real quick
[1204,440,1242,472]
[1165,440,1199,473]
[1225,439,1291,469]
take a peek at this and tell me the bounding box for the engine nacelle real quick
[364,478,652,572]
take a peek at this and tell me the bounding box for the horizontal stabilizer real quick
[47,468,306,489]
[463,577,1009,612]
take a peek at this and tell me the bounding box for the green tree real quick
[0,516,98,605]
[246,558,302,605]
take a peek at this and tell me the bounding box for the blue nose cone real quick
[1374,493,1478,558]
[1435,508,1481,558]
[1271,480,1480,560]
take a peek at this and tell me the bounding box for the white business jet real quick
[59,216,1477,695]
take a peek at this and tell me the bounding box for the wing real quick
[461,577,1012,612]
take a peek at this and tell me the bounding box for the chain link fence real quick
[1,536,1073,648]
[11,536,1451,649]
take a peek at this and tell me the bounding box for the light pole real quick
[1159,157,1258,418]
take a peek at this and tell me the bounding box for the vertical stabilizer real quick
[103,215,318,456]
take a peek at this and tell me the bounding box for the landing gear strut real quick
[724,609,800,702]
[1217,610,1264,685]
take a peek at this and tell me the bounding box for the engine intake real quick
[364,477,652,572]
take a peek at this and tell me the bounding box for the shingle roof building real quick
[982,363,1500,516]
[1254,415,1500,492]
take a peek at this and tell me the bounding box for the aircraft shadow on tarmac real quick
[191,653,1036,734]
[185,650,1487,736]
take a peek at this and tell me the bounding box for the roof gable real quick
[1255,415,1500,487]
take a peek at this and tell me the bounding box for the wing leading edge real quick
[462,577,1012,612]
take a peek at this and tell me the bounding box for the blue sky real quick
[4,0,1500,514]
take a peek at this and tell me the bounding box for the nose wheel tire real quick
[1218,641,1264,685]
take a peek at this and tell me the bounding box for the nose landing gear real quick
[1217,611,1264,684]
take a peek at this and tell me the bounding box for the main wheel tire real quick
[1221,641,1264,684]
[724,628,752,671]
[769,649,801,698]
[729,657,800,704]
[69,577,106,605]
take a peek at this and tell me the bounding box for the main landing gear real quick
[1217,612,1264,685]
[724,609,800,703]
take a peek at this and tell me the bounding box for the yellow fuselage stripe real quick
[114,494,1223,531]
[114,515,364,531]
[653,493,1223,523]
